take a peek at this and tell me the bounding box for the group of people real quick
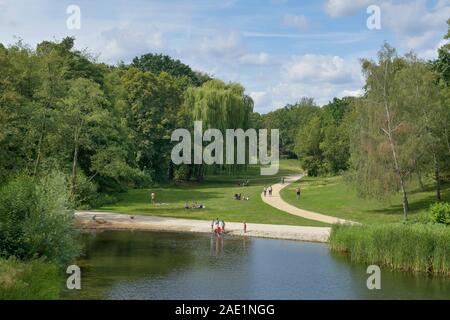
[185,201,205,209]
[263,185,273,197]
[211,218,226,235]
[234,193,249,201]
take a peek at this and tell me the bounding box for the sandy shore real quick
[75,211,331,243]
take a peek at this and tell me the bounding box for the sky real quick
[0,0,449,113]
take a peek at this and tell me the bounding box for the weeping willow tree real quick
[184,80,254,179]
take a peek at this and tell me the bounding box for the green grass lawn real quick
[97,160,329,227]
[280,175,450,225]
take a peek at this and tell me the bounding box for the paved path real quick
[75,211,331,243]
[261,174,356,225]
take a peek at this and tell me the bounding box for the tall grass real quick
[0,257,62,299]
[329,223,450,275]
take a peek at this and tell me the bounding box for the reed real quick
[329,223,450,275]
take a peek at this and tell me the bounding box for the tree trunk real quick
[71,125,82,199]
[416,171,425,191]
[71,143,79,198]
[382,62,409,219]
[33,107,48,176]
[433,153,442,202]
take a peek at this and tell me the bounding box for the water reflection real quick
[62,230,450,300]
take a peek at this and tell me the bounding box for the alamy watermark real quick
[366,265,381,290]
[66,5,81,30]
[367,5,381,30]
[171,121,280,175]
[66,264,81,290]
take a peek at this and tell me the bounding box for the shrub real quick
[0,171,80,266]
[429,202,450,225]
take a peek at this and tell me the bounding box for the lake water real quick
[61,230,450,300]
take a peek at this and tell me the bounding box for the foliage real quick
[132,53,210,86]
[0,171,79,266]
[429,202,450,225]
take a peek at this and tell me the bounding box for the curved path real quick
[261,174,356,225]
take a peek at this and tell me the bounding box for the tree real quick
[295,115,323,176]
[184,80,254,178]
[132,53,210,86]
[61,78,108,198]
[120,68,184,182]
[354,44,411,219]
[397,54,444,201]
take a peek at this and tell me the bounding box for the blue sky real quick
[0,0,448,112]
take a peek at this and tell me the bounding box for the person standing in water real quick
[221,220,226,233]
[243,221,247,233]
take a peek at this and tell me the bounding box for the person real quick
[243,221,247,233]
[215,218,220,235]
[268,185,272,196]
[219,220,223,234]
[211,219,214,232]
[185,201,190,209]
[281,177,285,185]
[221,220,226,233]
[296,186,301,200]
[263,187,267,197]
[151,192,156,204]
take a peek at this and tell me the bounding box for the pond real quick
[61,230,450,299]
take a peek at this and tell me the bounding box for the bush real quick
[0,257,62,299]
[0,171,80,266]
[329,223,450,275]
[429,202,450,225]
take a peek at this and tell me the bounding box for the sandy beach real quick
[75,211,331,243]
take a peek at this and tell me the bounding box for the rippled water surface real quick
[61,230,450,299]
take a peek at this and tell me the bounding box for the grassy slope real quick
[280,175,450,225]
[98,160,328,227]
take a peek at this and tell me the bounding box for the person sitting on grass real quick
[192,201,205,209]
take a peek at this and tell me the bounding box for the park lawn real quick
[280,175,450,225]
[97,160,329,227]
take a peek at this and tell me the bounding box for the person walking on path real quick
[268,185,272,196]
[295,186,301,200]
[263,187,267,197]
[281,177,285,185]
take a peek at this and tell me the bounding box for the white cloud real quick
[98,26,165,63]
[195,31,244,60]
[324,0,373,18]
[380,0,450,51]
[283,14,309,31]
[281,54,361,84]
[250,54,364,112]
[239,52,271,65]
